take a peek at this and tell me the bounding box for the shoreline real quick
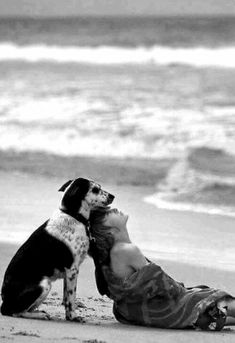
[0,169,235,272]
[145,193,235,219]
[1,149,235,220]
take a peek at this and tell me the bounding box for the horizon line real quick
[0,13,235,19]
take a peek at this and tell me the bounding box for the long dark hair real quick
[89,207,114,296]
[89,207,115,265]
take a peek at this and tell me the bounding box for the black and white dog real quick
[0,178,114,321]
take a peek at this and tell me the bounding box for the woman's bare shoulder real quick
[110,242,148,276]
[111,242,146,265]
[111,242,140,256]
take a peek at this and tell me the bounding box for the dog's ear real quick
[58,180,73,192]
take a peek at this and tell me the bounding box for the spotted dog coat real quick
[46,210,89,320]
[0,178,114,321]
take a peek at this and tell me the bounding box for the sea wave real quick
[0,100,234,160]
[144,194,235,218]
[0,43,235,68]
[145,147,235,217]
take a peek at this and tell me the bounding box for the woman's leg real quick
[225,317,235,326]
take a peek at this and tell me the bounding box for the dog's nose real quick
[108,193,115,203]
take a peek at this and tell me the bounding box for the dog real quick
[0,178,114,321]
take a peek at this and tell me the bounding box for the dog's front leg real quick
[62,274,67,306]
[64,266,83,322]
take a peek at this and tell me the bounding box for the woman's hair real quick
[89,206,115,265]
[89,207,115,296]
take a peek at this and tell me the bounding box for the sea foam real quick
[1,43,235,68]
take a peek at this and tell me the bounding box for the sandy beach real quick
[0,154,235,342]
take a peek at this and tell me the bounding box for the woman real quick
[89,207,235,331]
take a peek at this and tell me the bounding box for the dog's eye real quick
[92,186,100,194]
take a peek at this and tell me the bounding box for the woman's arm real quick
[124,244,149,270]
[111,243,148,277]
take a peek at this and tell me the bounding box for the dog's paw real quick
[39,310,51,320]
[13,310,51,321]
[66,313,85,323]
[71,316,86,323]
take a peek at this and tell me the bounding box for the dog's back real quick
[1,220,74,314]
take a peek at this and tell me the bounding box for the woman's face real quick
[104,208,128,231]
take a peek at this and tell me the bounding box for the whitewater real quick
[1,43,235,68]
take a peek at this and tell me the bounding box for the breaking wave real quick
[1,43,235,68]
[145,147,235,217]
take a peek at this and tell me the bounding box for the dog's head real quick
[59,178,114,217]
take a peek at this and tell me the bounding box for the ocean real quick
[1,16,235,219]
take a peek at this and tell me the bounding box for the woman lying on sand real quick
[89,207,235,331]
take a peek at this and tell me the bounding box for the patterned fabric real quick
[102,263,233,330]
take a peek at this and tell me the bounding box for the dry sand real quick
[0,168,235,342]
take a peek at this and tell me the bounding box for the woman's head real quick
[89,207,129,264]
[103,208,129,230]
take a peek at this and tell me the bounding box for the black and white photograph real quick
[0,1,235,342]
